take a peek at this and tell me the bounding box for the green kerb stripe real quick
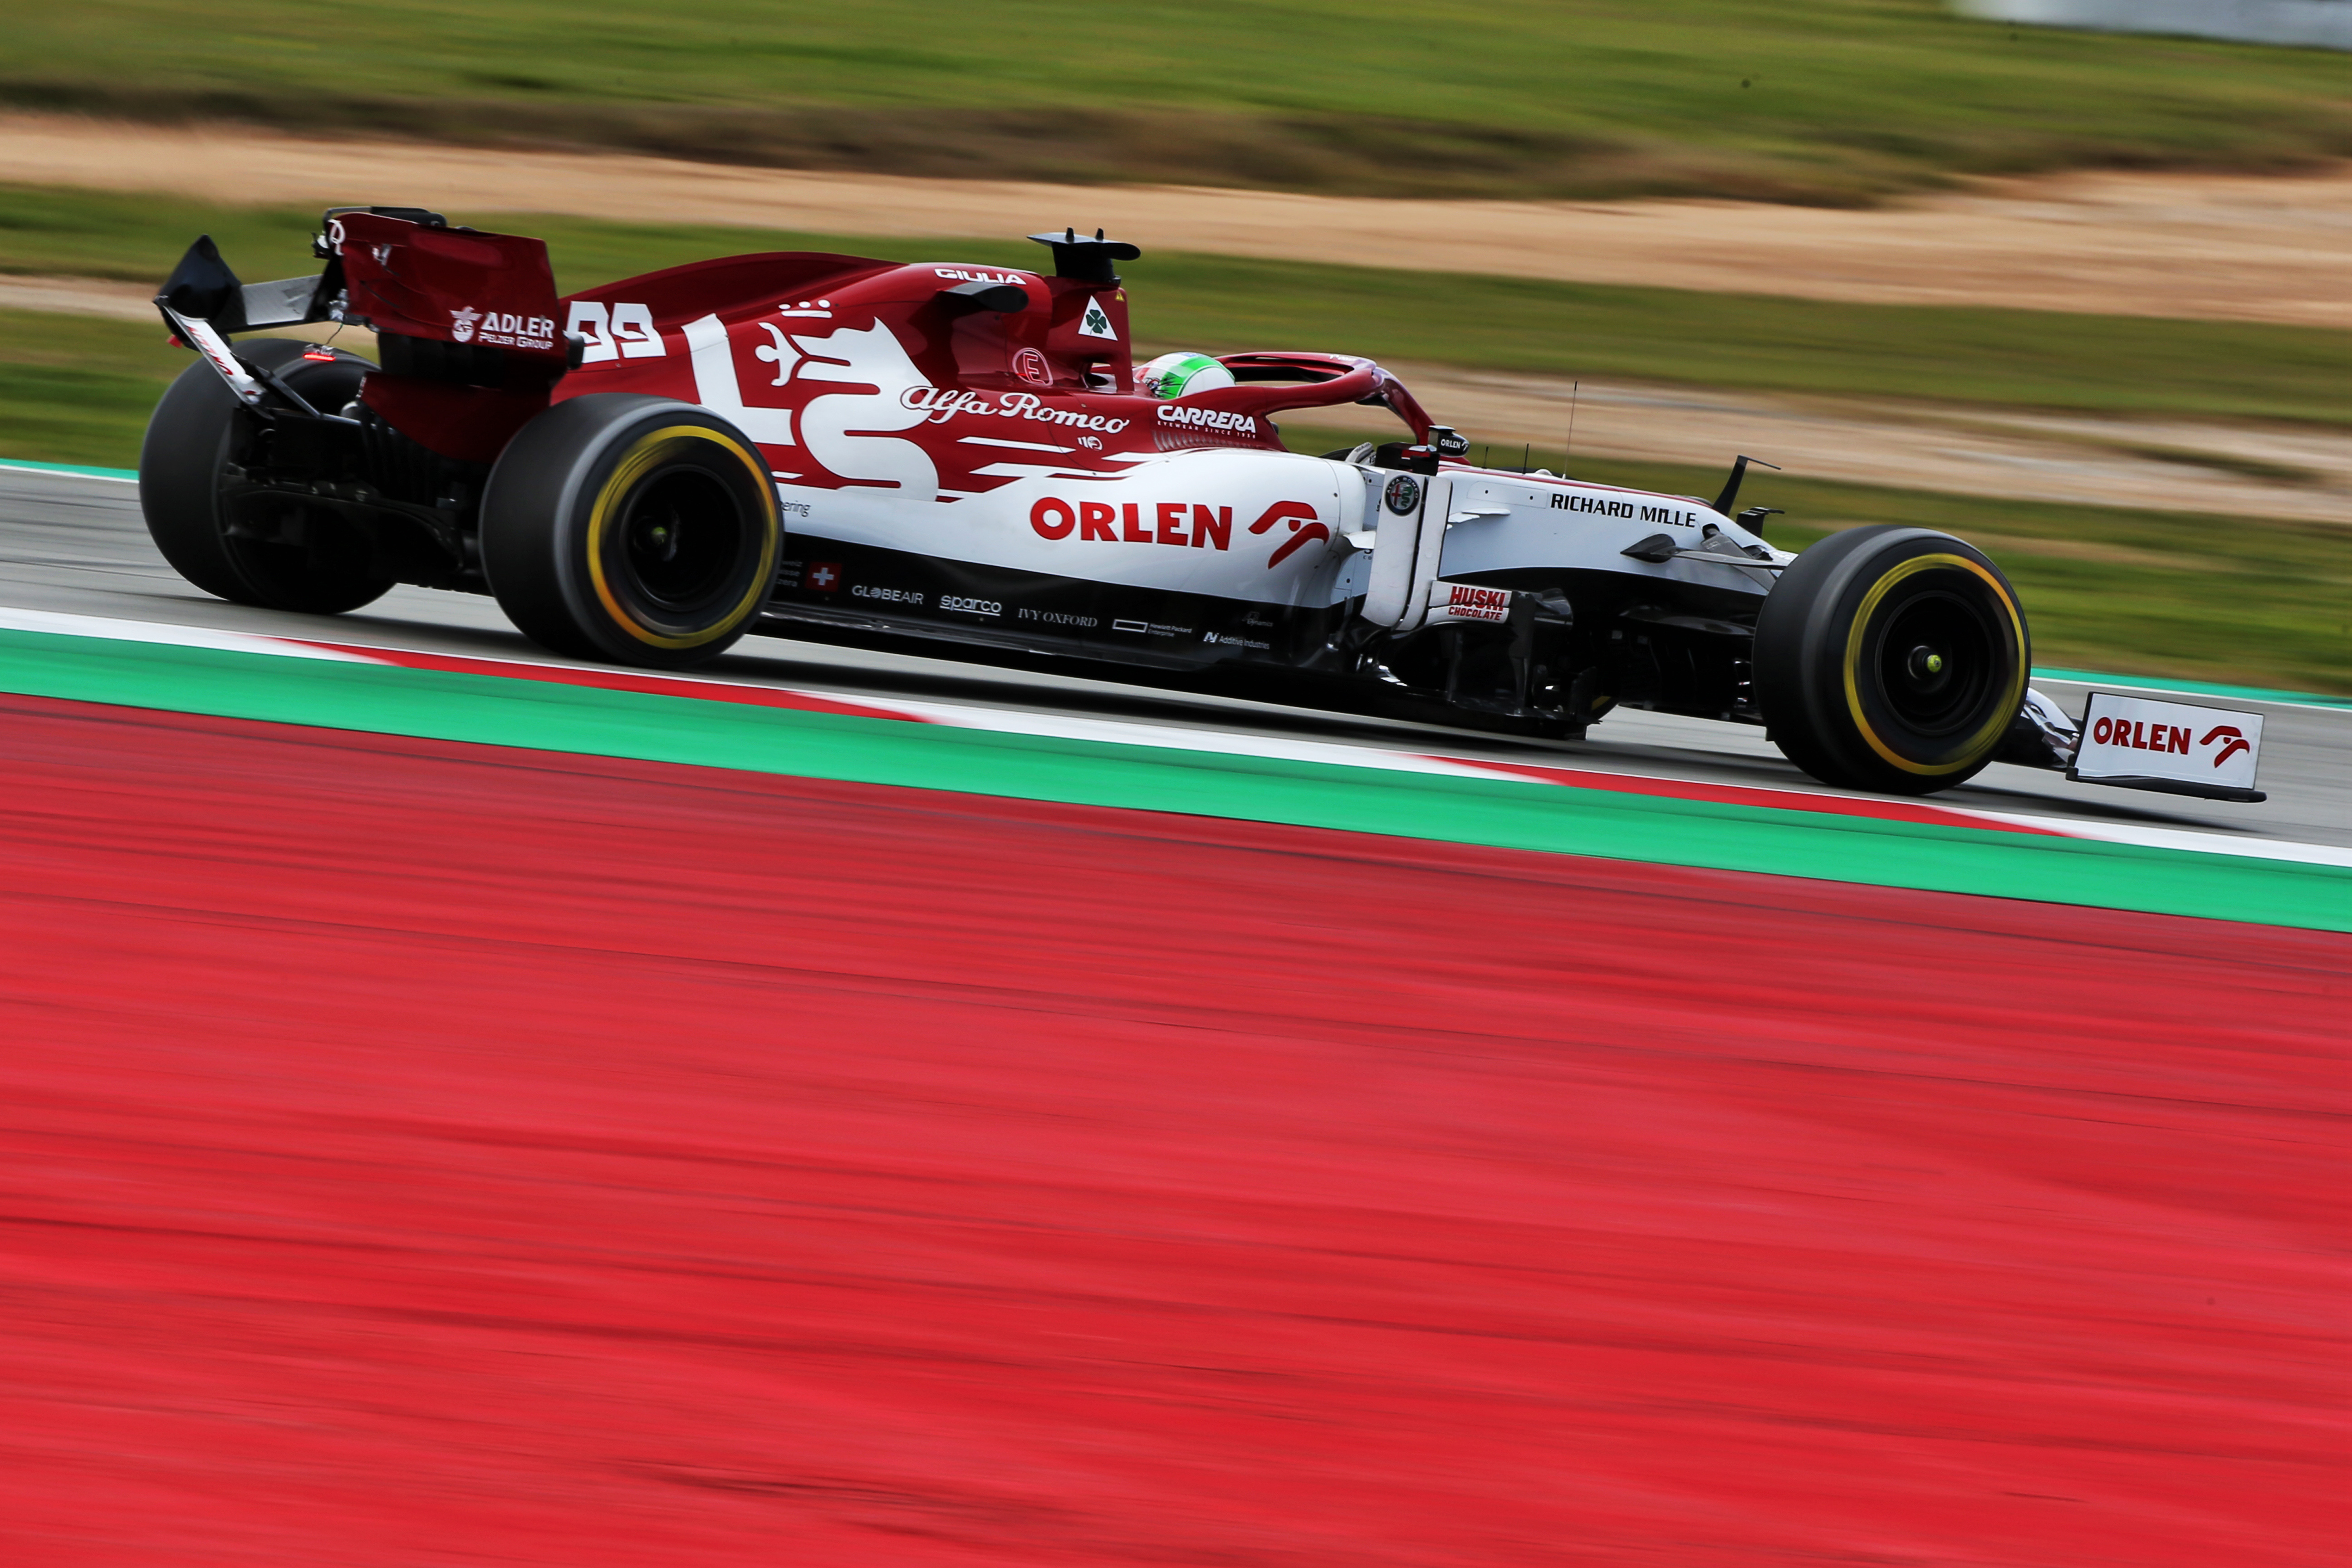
[2032,666,2352,711]
[0,459,139,482]
[2,626,2344,932]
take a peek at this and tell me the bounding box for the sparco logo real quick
[450,306,481,343]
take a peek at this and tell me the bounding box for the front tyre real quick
[1754,525,2029,795]
[479,395,781,667]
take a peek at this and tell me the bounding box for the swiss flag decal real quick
[806,562,843,591]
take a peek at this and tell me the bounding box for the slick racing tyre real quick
[139,338,394,614]
[1754,525,2029,795]
[479,395,782,667]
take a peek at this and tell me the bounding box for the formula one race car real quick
[141,206,2099,796]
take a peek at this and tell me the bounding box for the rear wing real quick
[154,206,568,407]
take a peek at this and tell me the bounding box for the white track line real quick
[1407,755,2352,866]
[1965,810,2352,869]
[272,626,1512,783]
[0,605,382,662]
[8,605,2347,871]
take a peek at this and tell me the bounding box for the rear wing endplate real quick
[157,304,267,406]
[156,234,340,336]
[152,232,344,410]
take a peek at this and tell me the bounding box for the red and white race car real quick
[142,206,2210,799]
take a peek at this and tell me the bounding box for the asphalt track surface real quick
[1,466,2347,848]
[0,464,2346,1565]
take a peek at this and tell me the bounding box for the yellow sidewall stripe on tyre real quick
[584,426,779,651]
[1841,553,2027,777]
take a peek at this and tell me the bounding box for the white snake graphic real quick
[684,313,937,498]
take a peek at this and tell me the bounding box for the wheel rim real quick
[1872,589,1997,737]
[587,425,779,650]
[616,466,748,615]
[1841,551,2025,776]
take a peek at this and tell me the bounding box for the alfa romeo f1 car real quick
[140,206,2112,797]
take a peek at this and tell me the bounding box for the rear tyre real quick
[1753,525,2029,795]
[139,338,394,613]
[479,395,782,667]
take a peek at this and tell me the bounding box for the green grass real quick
[1284,426,2352,696]
[0,309,183,469]
[1128,254,2352,428]
[6,1,2352,200]
[10,186,2352,427]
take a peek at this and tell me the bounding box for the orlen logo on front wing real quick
[2089,715,2251,768]
[1030,499,1328,566]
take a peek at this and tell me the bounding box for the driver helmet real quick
[1136,351,1235,399]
